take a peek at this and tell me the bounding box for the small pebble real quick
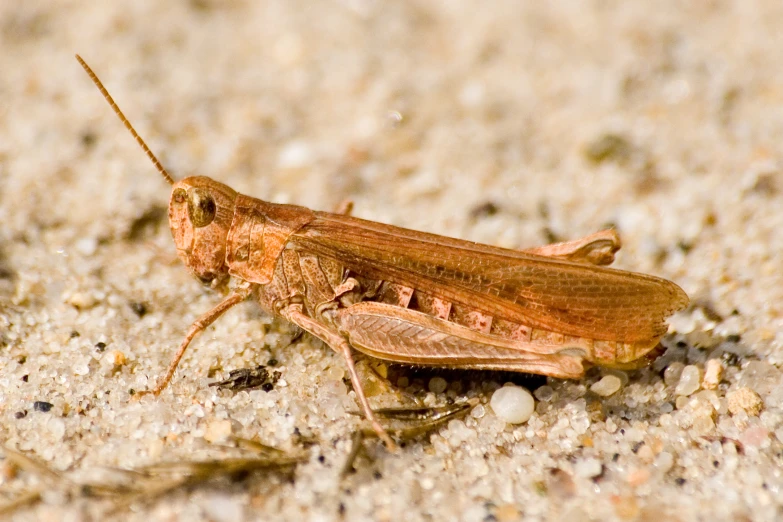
[739,426,770,448]
[674,365,701,396]
[446,419,474,446]
[666,312,697,335]
[494,504,520,522]
[533,385,554,402]
[604,369,630,386]
[702,359,723,390]
[570,412,591,434]
[199,492,243,522]
[1,461,18,481]
[653,451,675,473]
[613,495,640,520]
[277,140,313,169]
[547,468,576,498]
[428,377,448,394]
[626,467,651,487]
[490,384,535,424]
[727,387,763,416]
[692,414,715,435]
[65,291,97,310]
[75,237,98,256]
[47,418,66,440]
[107,350,127,367]
[470,404,486,419]
[686,330,721,349]
[590,375,622,396]
[574,458,603,478]
[204,419,233,443]
[369,361,388,379]
[663,362,685,387]
[738,361,780,396]
[324,366,345,381]
[637,445,655,463]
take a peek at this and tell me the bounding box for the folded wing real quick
[289,212,688,342]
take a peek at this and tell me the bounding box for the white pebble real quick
[533,385,554,402]
[75,237,98,257]
[47,418,66,440]
[490,384,535,424]
[199,493,243,522]
[459,81,485,108]
[64,291,97,310]
[675,365,702,396]
[447,419,474,447]
[470,404,486,419]
[653,451,675,473]
[570,412,591,435]
[204,419,233,444]
[702,359,723,390]
[277,140,313,169]
[590,375,622,396]
[667,311,696,334]
[574,458,603,478]
[663,362,685,386]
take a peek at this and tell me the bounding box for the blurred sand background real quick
[1,1,783,520]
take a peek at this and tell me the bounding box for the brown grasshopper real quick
[76,56,688,450]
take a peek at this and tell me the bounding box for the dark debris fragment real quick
[583,133,633,164]
[469,201,500,220]
[209,365,281,392]
[129,301,149,318]
[0,442,302,517]
[33,401,53,413]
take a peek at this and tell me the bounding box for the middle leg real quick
[278,303,397,451]
[522,228,621,266]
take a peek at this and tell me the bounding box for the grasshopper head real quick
[169,176,237,290]
[75,57,238,291]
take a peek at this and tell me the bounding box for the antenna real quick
[76,54,175,185]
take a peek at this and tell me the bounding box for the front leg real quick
[278,303,397,451]
[135,283,256,398]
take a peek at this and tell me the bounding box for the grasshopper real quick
[76,56,688,450]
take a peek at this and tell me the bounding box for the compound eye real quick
[187,187,216,228]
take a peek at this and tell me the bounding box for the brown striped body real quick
[249,220,667,379]
[170,183,680,380]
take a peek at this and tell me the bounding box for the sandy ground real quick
[1,1,783,521]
